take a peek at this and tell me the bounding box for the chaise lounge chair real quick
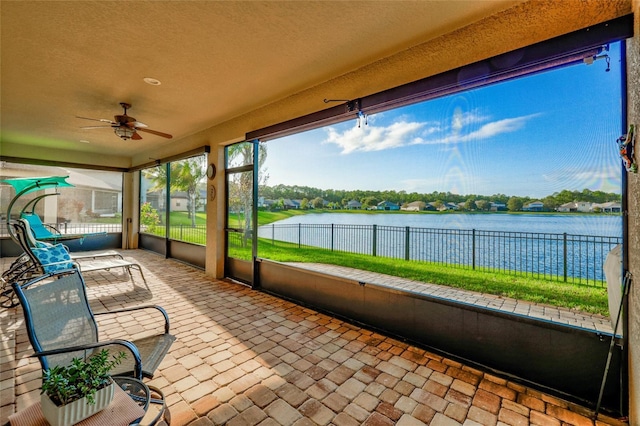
[1,220,147,307]
[14,219,147,282]
[18,217,123,262]
[2,175,106,244]
[20,211,106,243]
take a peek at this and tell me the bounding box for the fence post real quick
[298,223,301,249]
[372,224,377,257]
[180,223,183,240]
[331,224,334,252]
[563,232,567,282]
[472,229,476,270]
[272,223,275,246]
[405,226,410,261]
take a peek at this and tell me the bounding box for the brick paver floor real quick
[0,250,628,426]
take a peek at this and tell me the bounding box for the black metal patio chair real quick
[12,269,175,379]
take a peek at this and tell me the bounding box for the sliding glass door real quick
[225,141,258,285]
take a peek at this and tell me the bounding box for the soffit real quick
[1,0,520,165]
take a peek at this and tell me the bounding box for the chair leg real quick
[133,265,148,286]
[147,385,167,425]
[0,278,18,308]
[125,265,134,282]
[125,264,148,287]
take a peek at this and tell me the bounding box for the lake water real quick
[259,213,622,282]
[268,212,622,237]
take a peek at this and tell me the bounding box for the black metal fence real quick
[0,222,122,236]
[139,224,207,244]
[258,223,622,286]
[170,224,206,244]
[2,219,619,286]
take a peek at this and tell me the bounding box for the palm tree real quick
[227,142,268,246]
[144,156,206,228]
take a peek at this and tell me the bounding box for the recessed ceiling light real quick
[143,77,162,86]
[79,139,91,144]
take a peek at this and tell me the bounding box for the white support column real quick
[122,171,139,249]
[205,148,224,278]
[42,188,58,224]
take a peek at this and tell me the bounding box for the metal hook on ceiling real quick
[323,98,367,127]
[357,110,368,128]
[583,44,610,72]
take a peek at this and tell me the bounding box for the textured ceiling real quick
[0,0,520,166]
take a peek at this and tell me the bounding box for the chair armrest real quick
[34,263,79,276]
[94,305,171,334]
[43,223,61,234]
[31,339,143,379]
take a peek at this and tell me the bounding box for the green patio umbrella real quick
[2,176,74,227]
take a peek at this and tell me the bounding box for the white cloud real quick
[324,111,540,154]
[418,113,541,145]
[468,115,538,139]
[324,120,426,154]
[452,109,489,133]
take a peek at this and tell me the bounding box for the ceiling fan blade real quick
[126,121,148,129]
[76,116,115,124]
[80,125,114,129]
[136,127,173,139]
[131,132,143,140]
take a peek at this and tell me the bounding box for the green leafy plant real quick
[41,350,126,406]
[140,202,161,233]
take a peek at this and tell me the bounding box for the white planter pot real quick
[41,382,115,426]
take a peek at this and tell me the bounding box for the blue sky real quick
[264,42,623,199]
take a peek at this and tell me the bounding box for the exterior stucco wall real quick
[627,1,640,422]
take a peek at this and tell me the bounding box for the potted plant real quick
[40,350,126,426]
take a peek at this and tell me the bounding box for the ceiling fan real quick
[77,102,173,140]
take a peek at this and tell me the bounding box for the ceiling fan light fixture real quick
[114,126,136,140]
[143,77,162,86]
[78,102,172,140]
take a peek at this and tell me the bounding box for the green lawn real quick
[228,209,309,227]
[160,209,609,316]
[141,212,206,243]
[227,237,609,316]
[169,212,207,226]
[256,209,309,225]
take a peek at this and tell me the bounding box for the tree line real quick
[259,184,621,211]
